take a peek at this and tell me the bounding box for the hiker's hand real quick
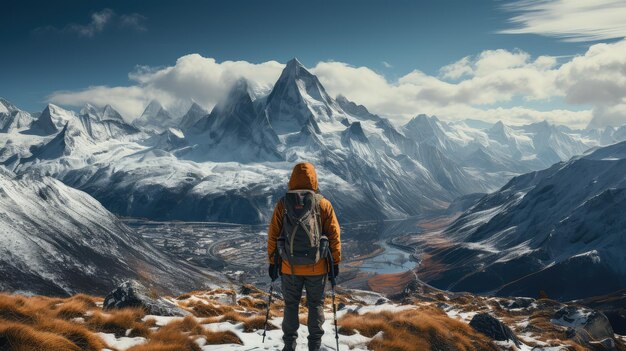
[331,264,339,278]
[268,264,279,281]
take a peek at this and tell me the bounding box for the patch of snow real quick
[97,333,146,350]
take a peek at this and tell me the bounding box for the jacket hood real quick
[288,162,318,191]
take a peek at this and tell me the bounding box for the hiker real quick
[267,162,341,351]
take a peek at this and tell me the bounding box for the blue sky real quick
[2,0,626,128]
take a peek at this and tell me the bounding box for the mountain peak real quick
[216,79,253,113]
[142,100,164,115]
[101,104,124,121]
[285,57,303,69]
[179,102,207,130]
[266,58,337,134]
[280,57,313,82]
[0,98,16,114]
[230,78,251,95]
[80,103,100,118]
[489,120,508,133]
[342,121,369,143]
[133,99,174,131]
[405,114,441,130]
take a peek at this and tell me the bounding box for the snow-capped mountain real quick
[183,79,283,162]
[133,100,178,132]
[0,166,219,295]
[420,141,626,300]
[24,103,139,141]
[1,59,625,224]
[265,58,340,134]
[178,102,208,131]
[0,98,33,133]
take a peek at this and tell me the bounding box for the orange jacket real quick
[267,162,341,275]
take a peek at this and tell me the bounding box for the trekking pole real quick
[261,281,273,343]
[328,254,340,351]
[262,252,280,343]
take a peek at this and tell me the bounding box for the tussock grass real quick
[37,319,106,351]
[86,307,145,336]
[127,315,242,350]
[5,288,621,351]
[55,299,92,320]
[339,307,500,351]
[203,310,275,333]
[0,292,245,351]
[0,296,36,323]
[181,300,236,317]
[237,296,267,311]
[0,321,83,351]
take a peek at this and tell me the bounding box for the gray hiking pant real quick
[281,274,326,350]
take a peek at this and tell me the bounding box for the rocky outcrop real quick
[469,313,520,346]
[103,280,190,316]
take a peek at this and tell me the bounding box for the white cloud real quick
[69,9,114,37]
[33,9,147,38]
[50,54,284,119]
[49,40,626,129]
[500,0,626,42]
[314,41,626,128]
[440,56,473,80]
[382,61,393,68]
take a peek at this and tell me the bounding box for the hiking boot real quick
[282,339,297,351]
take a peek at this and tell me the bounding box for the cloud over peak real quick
[49,40,626,129]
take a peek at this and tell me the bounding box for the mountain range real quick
[2,58,624,225]
[419,140,626,300]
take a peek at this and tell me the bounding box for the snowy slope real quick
[422,141,626,300]
[0,166,219,295]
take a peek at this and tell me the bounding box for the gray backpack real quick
[277,190,328,273]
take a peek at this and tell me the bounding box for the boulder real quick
[469,313,520,346]
[103,280,189,316]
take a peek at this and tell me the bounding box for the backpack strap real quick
[314,194,324,243]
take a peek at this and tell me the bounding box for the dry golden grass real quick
[0,292,245,351]
[203,310,276,333]
[36,319,106,351]
[86,307,146,336]
[339,307,500,351]
[181,300,236,317]
[4,287,622,351]
[203,329,242,345]
[127,315,242,351]
[54,299,92,320]
[175,290,208,300]
[0,321,83,351]
[0,296,36,324]
[237,296,267,311]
